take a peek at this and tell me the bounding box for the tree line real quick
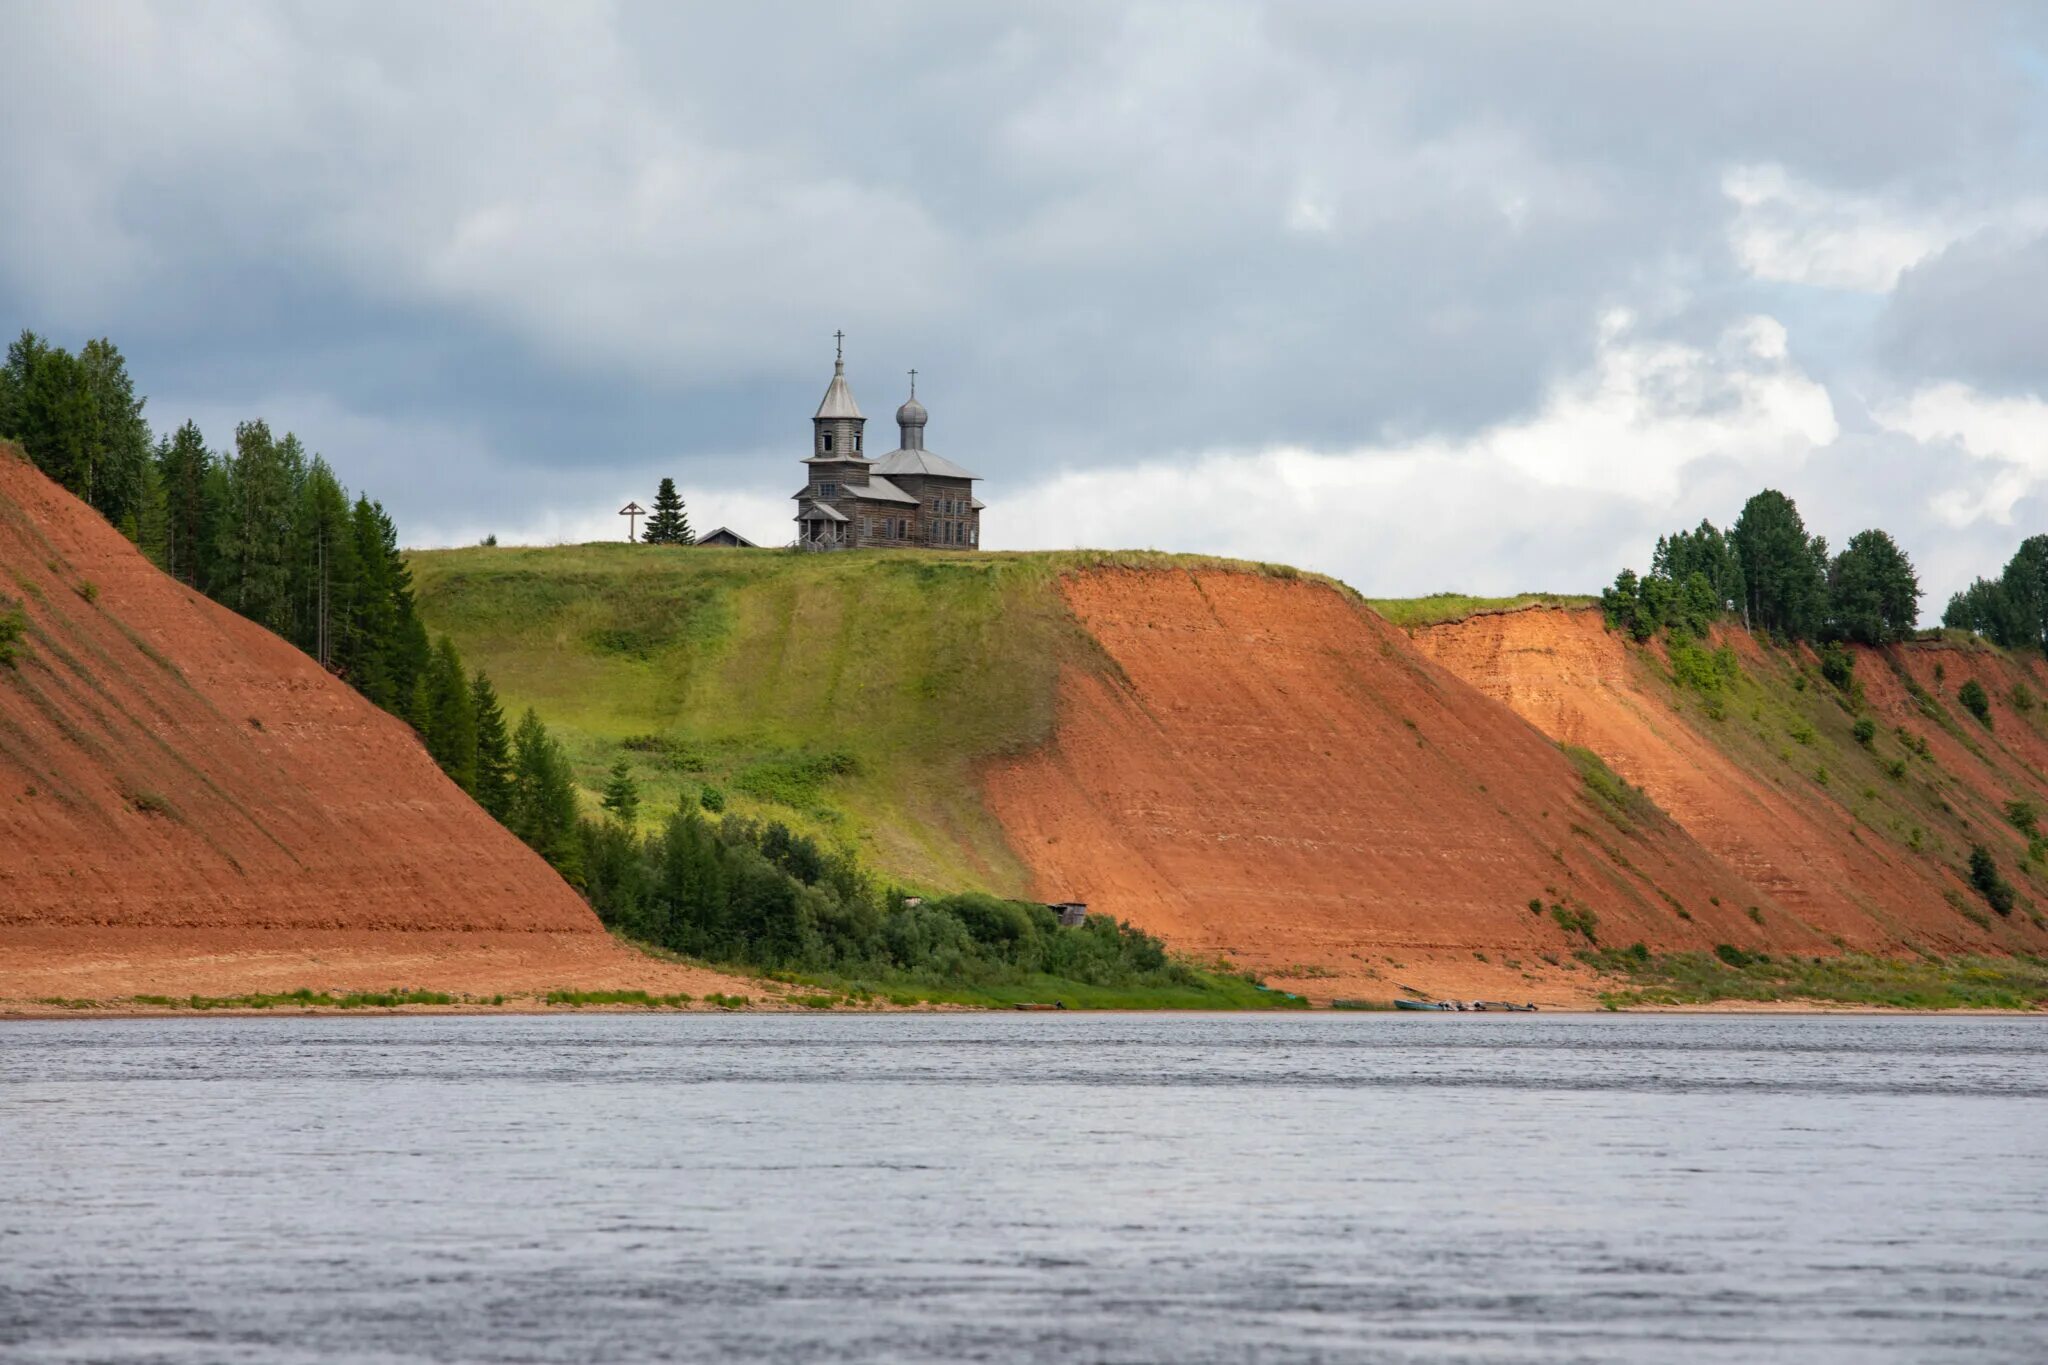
[1602,488,1922,646]
[1941,536,2048,656]
[579,795,1193,988]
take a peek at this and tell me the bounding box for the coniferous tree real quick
[510,708,583,881]
[600,758,641,826]
[470,670,515,821]
[157,422,218,588]
[77,338,151,532]
[343,495,399,704]
[290,458,356,667]
[219,420,296,634]
[421,636,478,791]
[642,478,693,544]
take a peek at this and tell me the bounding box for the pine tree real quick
[510,708,583,881]
[600,758,641,826]
[642,478,693,544]
[343,496,398,705]
[219,419,296,634]
[77,338,151,531]
[290,458,357,667]
[156,422,216,589]
[422,636,478,791]
[470,670,514,821]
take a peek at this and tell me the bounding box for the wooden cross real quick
[834,329,845,364]
[908,367,917,397]
[619,501,645,542]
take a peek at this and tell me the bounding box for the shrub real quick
[0,605,23,668]
[2006,799,2039,837]
[1670,641,1740,697]
[2013,683,2037,714]
[1715,943,1754,968]
[1968,844,2016,916]
[1959,679,1992,726]
[1550,904,1599,941]
[1747,906,1765,926]
[1819,643,1855,691]
[75,580,98,604]
[698,784,726,813]
[1852,717,1877,746]
[1527,897,1543,914]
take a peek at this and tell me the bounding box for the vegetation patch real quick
[0,602,25,668]
[129,988,456,1010]
[1562,744,1660,834]
[543,988,695,1008]
[1581,948,2048,1010]
[1366,592,1596,628]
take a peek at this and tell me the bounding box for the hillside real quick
[1414,607,2048,963]
[412,545,1862,1005]
[0,448,748,1005]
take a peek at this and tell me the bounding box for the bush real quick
[1959,679,1992,726]
[1819,643,1855,691]
[2006,799,2039,837]
[0,605,23,668]
[2013,683,2037,714]
[1968,843,2016,916]
[698,784,726,813]
[1551,903,1599,941]
[1852,717,1877,746]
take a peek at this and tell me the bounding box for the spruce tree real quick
[600,758,641,826]
[422,636,478,791]
[510,708,583,881]
[642,478,693,544]
[470,671,514,820]
[219,419,295,634]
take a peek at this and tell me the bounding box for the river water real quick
[2,1013,2043,1363]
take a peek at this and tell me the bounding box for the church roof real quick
[871,448,978,480]
[845,475,918,505]
[796,500,847,523]
[815,363,863,420]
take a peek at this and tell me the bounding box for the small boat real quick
[1394,998,1453,1011]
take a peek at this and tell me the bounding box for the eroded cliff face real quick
[0,450,742,1002]
[1413,607,2048,961]
[982,571,1776,1005]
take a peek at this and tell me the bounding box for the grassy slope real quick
[409,545,1334,895]
[1365,591,1597,627]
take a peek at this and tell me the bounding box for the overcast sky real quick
[4,2,2046,609]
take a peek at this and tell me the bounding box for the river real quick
[3,1013,2043,1362]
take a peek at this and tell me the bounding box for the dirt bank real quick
[1414,606,2048,960]
[0,449,752,1002]
[983,570,1775,1005]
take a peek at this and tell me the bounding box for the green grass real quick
[784,968,1307,1010]
[409,543,1353,893]
[1582,948,2048,1009]
[1365,591,1596,627]
[128,988,457,1010]
[543,988,695,1008]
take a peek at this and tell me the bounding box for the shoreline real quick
[4,1000,2041,1020]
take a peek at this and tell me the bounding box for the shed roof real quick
[796,501,848,523]
[844,475,918,505]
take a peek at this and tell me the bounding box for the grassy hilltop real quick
[408,544,1326,894]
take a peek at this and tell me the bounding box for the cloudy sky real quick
[4,2,2046,610]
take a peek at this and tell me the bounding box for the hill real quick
[412,544,1859,1005]
[0,447,749,1006]
[1415,606,2048,967]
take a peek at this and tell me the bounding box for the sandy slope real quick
[983,570,1773,1005]
[0,449,752,1003]
[1414,607,2048,959]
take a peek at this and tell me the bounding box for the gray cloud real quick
[1,2,2045,607]
[1880,230,2048,393]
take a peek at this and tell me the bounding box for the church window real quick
[818,482,838,498]
[854,431,862,452]
[822,431,834,452]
